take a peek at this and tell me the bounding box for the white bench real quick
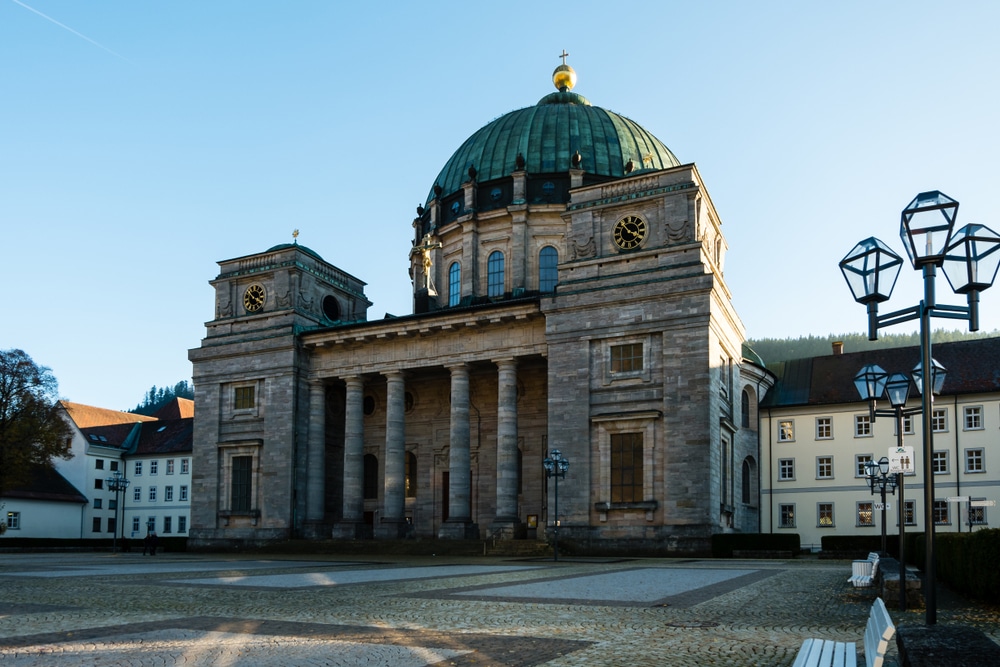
[848,553,879,588]
[792,597,895,667]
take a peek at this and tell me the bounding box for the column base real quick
[374,517,412,540]
[438,519,480,540]
[331,521,369,540]
[488,518,526,540]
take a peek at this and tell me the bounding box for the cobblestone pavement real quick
[0,553,997,666]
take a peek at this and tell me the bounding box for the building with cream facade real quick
[761,339,1000,551]
[188,60,769,553]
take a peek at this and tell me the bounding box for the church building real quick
[188,59,769,553]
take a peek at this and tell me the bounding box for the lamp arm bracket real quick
[928,304,971,322]
[876,305,920,330]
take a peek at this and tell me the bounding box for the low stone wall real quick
[876,557,923,609]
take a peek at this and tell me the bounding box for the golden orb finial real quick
[553,49,577,92]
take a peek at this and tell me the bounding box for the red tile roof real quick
[60,401,157,428]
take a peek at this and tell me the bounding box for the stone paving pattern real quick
[0,553,997,666]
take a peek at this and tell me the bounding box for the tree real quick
[0,349,72,499]
[130,380,194,415]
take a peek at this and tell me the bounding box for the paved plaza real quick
[1,552,998,666]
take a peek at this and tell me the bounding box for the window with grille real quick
[932,408,947,432]
[231,456,253,512]
[235,386,255,410]
[610,432,643,503]
[610,343,643,373]
[964,406,983,430]
[818,503,834,527]
[817,456,833,479]
[856,454,872,478]
[933,500,949,525]
[448,262,461,306]
[816,417,832,439]
[779,504,795,528]
[778,458,795,480]
[932,451,948,474]
[966,448,985,473]
[857,502,874,527]
[778,420,794,442]
[855,415,872,437]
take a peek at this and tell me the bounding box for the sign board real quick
[970,500,996,507]
[874,502,891,511]
[947,496,970,503]
[888,446,915,475]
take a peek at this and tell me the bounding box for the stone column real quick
[305,380,326,530]
[333,375,364,538]
[439,363,478,539]
[493,358,521,536]
[377,370,408,539]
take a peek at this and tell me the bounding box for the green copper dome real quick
[427,77,681,204]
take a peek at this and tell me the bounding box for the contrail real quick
[11,0,131,63]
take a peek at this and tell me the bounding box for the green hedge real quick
[919,529,1000,603]
[821,534,902,556]
[0,537,187,552]
[711,533,800,558]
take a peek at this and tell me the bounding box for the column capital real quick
[493,357,518,369]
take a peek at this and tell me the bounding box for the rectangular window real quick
[818,503,834,527]
[932,408,947,432]
[779,504,795,528]
[147,516,156,533]
[95,459,105,470]
[857,502,874,527]
[234,386,256,410]
[166,459,175,475]
[92,517,102,533]
[108,498,117,511]
[94,478,103,490]
[133,486,142,502]
[110,460,118,471]
[816,456,833,479]
[968,500,987,525]
[150,460,158,475]
[6,512,20,530]
[903,500,916,526]
[966,448,985,473]
[856,454,873,478]
[815,417,832,440]
[778,420,794,442]
[132,516,140,533]
[180,485,189,502]
[163,516,172,534]
[165,486,174,502]
[134,461,142,476]
[610,343,643,373]
[854,414,872,437]
[964,406,983,430]
[149,486,157,502]
[900,414,914,435]
[778,458,795,481]
[93,498,103,509]
[610,432,643,502]
[178,516,187,533]
[231,455,253,512]
[933,500,949,525]
[181,458,190,475]
[932,451,948,474]
[108,517,116,534]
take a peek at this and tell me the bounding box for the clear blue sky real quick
[3,1,999,410]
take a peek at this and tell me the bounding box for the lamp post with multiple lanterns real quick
[105,470,130,554]
[543,449,569,561]
[840,190,1000,625]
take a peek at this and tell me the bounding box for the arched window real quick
[487,251,505,297]
[741,389,751,428]
[539,246,558,293]
[363,454,378,500]
[741,456,758,506]
[405,451,417,498]
[448,262,461,307]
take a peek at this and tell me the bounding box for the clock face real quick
[243,283,265,312]
[613,215,647,250]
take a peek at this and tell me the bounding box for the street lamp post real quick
[105,470,130,554]
[864,456,898,557]
[840,191,1000,625]
[543,449,569,562]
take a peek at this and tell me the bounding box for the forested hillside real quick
[747,330,1000,365]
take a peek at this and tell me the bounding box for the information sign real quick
[888,446,915,474]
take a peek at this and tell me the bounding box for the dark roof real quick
[762,337,1000,408]
[2,464,88,504]
[130,418,193,456]
[80,423,140,449]
[152,398,194,420]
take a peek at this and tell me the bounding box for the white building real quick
[760,338,1000,552]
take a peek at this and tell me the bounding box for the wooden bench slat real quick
[793,599,892,667]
